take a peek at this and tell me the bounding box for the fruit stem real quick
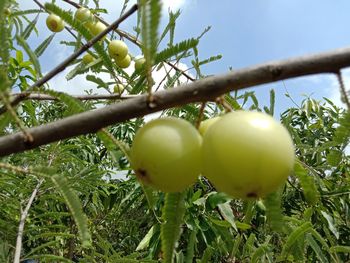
[229,200,255,259]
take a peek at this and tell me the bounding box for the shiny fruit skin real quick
[115,54,131,68]
[134,57,146,70]
[82,54,94,64]
[130,118,202,192]
[46,14,65,32]
[202,111,295,199]
[75,7,92,22]
[89,21,107,37]
[113,84,124,94]
[198,116,221,136]
[108,40,128,60]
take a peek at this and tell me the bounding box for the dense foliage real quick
[0,0,349,262]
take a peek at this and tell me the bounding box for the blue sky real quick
[17,0,350,116]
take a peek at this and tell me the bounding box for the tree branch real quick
[11,92,137,101]
[13,180,44,263]
[0,46,350,157]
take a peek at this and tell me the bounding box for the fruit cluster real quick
[130,111,295,199]
[45,7,146,94]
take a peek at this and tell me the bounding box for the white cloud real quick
[162,0,186,11]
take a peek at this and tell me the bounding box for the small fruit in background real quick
[108,40,128,60]
[89,21,107,38]
[134,57,146,71]
[46,14,65,32]
[82,54,94,64]
[75,7,92,22]
[3,8,11,16]
[202,111,295,199]
[130,117,202,193]
[198,116,221,136]
[113,84,125,94]
[115,54,131,68]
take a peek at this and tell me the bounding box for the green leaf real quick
[22,14,39,39]
[184,228,197,263]
[294,162,319,205]
[326,150,342,166]
[264,191,284,231]
[16,35,41,77]
[161,191,186,263]
[217,202,237,231]
[35,34,55,57]
[197,54,222,67]
[200,246,213,263]
[280,222,312,260]
[269,89,275,116]
[51,175,91,247]
[136,225,156,251]
[86,74,109,89]
[141,0,162,64]
[155,39,199,64]
[251,244,270,263]
[330,246,350,253]
[40,89,86,116]
[305,233,329,263]
[320,211,339,239]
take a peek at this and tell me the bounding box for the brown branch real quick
[0,4,138,115]
[1,47,350,157]
[11,93,137,101]
[13,180,44,263]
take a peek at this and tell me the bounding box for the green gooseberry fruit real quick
[202,111,295,199]
[46,14,65,32]
[130,117,202,192]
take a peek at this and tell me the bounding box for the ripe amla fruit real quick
[134,57,146,71]
[108,40,128,60]
[198,116,221,136]
[46,14,65,32]
[115,54,131,68]
[202,111,294,199]
[130,118,202,192]
[89,21,107,38]
[113,84,124,94]
[75,7,92,22]
[82,53,94,64]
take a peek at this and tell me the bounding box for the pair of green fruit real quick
[46,7,103,34]
[130,111,295,199]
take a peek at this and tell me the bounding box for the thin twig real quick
[10,92,137,101]
[0,4,138,115]
[216,96,233,112]
[1,46,350,156]
[13,180,44,263]
[196,102,206,129]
